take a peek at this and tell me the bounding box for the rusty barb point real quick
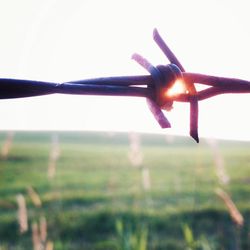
[1,29,250,142]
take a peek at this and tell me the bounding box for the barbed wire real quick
[1,29,250,142]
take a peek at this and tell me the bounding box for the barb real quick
[153,29,199,142]
[1,30,250,142]
[131,53,172,128]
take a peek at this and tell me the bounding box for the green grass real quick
[0,131,250,249]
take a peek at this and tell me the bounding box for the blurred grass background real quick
[0,131,250,249]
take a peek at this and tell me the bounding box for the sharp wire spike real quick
[132,52,171,128]
[153,28,185,71]
[153,28,199,142]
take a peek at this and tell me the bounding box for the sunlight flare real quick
[165,80,187,97]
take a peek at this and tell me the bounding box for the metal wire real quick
[1,29,250,142]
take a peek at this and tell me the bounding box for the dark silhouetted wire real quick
[1,29,250,142]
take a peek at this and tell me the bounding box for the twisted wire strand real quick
[1,30,250,142]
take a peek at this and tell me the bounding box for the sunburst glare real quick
[165,80,187,97]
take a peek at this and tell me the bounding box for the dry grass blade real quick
[207,139,230,185]
[216,188,243,226]
[142,167,151,191]
[16,194,28,234]
[32,222,41,250]
[45,241,53,250]
[128,132,143,167]
[50,134,60,161]
[27,186,42,207]
[40,216,47,243]
[48,134,60,179]
[31,217,48,250]
[1,131,14,159]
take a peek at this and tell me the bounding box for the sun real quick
[165,80,187,97]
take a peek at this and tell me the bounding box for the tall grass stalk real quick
[32,217,48,250]
[27,186,42,207]
[16,194,28,234]
[48,134,60,179]
[1,131,14,159]
[128,132,143,168]
[32,222,42,250]
[206,138,230,185]
[45,241,53,250]
[141,168,151,191]
[40,216,47,244]
[215,188,244,226]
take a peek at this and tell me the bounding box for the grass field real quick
[0,131,250,249]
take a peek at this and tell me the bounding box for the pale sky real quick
[0,0,250,140]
